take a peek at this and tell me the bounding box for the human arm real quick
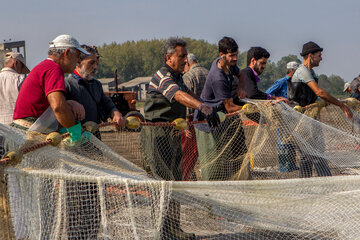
[222,98,244,113]
[47,91,77,128]
[307,81,353,118]
[173,90,212,115]
[235,72,247,99]
[111,110,126,128]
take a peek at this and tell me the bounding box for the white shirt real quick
[0,67,25,124]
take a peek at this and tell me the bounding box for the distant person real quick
[265,61,299,98]
[65,44,126,140]
[141,37,215,239]
[241,47,288,102]
[265,61,300,172]
[0,51,30,240]
[343,82,352,95]
[288,41,352,178]
[0,52,29,125]
[350,76,360,100]
[183,53,208,109]
[181,53,209,180]
[196,36,250,181]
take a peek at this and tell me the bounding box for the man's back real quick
[265,75,289,98]
[0,68,24,124]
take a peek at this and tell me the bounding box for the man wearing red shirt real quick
[13,34,89,143]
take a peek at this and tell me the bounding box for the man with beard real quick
[196,36,250,181]
[64,45,126,239]
[65,45,126,138]
[241,47,287,102]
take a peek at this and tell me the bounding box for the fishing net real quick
[1,98,360,240]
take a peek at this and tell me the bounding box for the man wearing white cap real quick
[0,52,30,125]
[343,82,351,94]
[0,52,30,240]
[265,61,299,99]
[12,34,89,144]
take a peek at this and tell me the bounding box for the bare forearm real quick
[48,92,76,128]
[173,91,202,110]
[317,90,344,108]
[223,98,243,113]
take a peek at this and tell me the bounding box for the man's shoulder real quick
[65,74,77,83]
[292,65,314,83]
[240,67,252,75]
[241,67,255,81]
[155,66,172,78]
[31,59,63,77]
[91,78,103,85]
[276,75,289,83]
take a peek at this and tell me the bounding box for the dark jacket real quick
[65,73,118,124]
[241,67,268,100]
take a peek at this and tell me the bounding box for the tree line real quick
[96,38,346,96]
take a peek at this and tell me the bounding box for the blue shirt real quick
[200,58,239,105]
[265,75,290,98]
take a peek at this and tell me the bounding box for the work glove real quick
[59,122,92,146]
[197,109,221,129]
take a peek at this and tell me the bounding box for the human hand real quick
[63,123,92,146]
[198,103,213,115]
[112,111,126,128]
[237,88,247,99]
[67,100,85,121]
[206,112,220,128]
[274,97,289,105]
[341,105,353,119]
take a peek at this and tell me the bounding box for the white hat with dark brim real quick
[49,34,90,56]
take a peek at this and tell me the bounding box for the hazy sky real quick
[2,0,360,82]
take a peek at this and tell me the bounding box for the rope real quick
[0,108,249,164]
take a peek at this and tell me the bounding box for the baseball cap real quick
[5,51,30,74]
[49,34,90,56]
[343,82,351,92]
[286,61,299,70]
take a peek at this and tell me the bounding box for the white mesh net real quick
[1,98,360,239]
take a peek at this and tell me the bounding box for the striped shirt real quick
[147,64,189,102]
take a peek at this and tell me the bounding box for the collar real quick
[249,67,261,83]
[165,64,182,80]
[190,63,201,70]
[72,70,85,83]
[1,67,17,73]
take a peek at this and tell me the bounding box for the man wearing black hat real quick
[288,41,353,178]
[289,41,352,117]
